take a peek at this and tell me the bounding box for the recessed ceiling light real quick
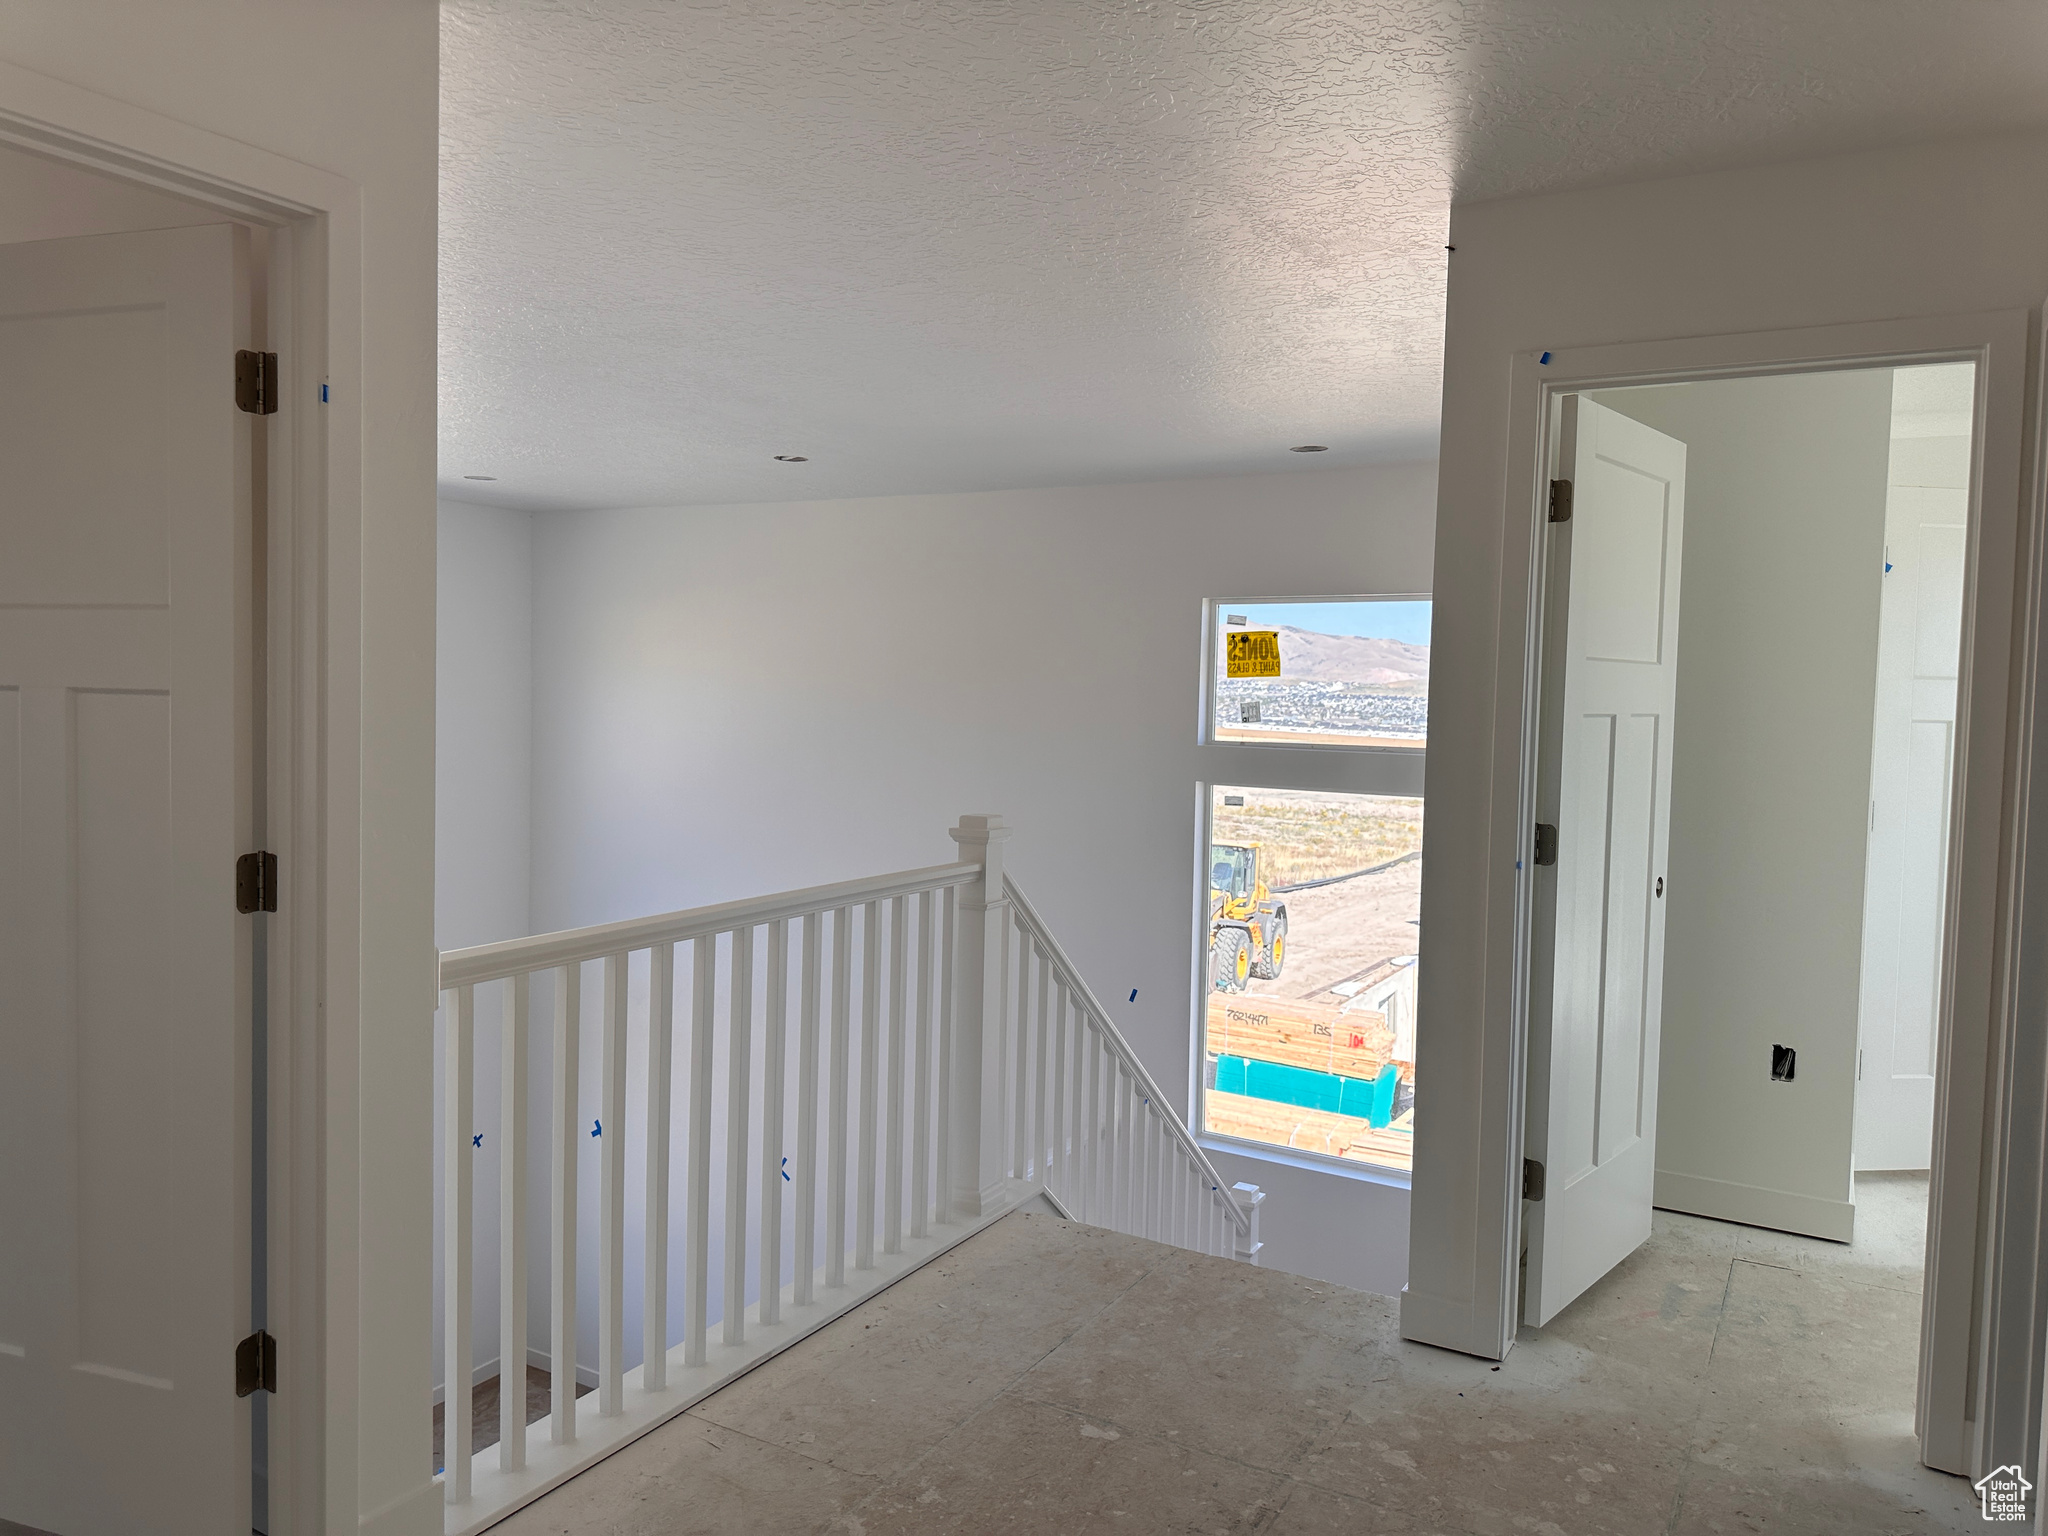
[1289,445,1329,454]
[773,454,808,463]
[463,474,498,481]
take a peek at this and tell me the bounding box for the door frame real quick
[1460,310,2036,1480]
[0,60,364,1535]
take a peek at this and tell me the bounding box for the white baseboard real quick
[1654,1168,1855,1243]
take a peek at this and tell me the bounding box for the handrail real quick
[1004,876,1250,1234]
[438,860,981,989]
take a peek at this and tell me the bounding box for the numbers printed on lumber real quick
[1225,630,1282,678]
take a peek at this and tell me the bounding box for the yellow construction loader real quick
[1209,841,1287,992]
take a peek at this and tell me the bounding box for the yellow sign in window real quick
[1225,630,1282,678]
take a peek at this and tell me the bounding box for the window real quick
[1198,597,1428,1175]
[1210,598,1431,749]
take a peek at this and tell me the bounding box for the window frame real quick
[1198,591,1434,751]
[1192,594,1430,1187]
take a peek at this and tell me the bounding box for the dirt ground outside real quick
[1240,857,1422,1000]
[1211,787,1422,888]
[1210,787,1423,1001]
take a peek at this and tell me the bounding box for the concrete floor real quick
[493,1172,1978,1534]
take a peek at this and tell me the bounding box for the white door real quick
[1854,390,1970,1171]
[0,225,256,1534]
[1523,397,1686,1327]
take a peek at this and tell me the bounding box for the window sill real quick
[1198,1131,1413,1191]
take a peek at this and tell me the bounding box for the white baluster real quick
[1130,1092,1145,1240]
[910,892,934,1240]
[1012,922,1029,1179]
[550,964,580,1444]
[1149,1113,1166,1243]
[795,913,822,1304]
[1079,1024,1098,1225]
[1112,1064,1130,1233]
[1033,947,1050,1183]
[643,943,674,1391]
[443,984,474,1503]
[827,907,851,1288]
[946,817,1012,1220]
[685,935,714,1366]
[724,926,754,1346]
[856,900,880,1271]
[1050,982,1069,1199]
[884,894,908,1256]
[935,887,956,1221]
[760,920,788,1326]
[598,953,627,1415]
[499,974,529,1469]
[1173,1146,1186,1246]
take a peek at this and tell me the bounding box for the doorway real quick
[0,141,283,1536]
[1520,360,1979,1492]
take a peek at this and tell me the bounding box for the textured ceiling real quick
[440,2,2048,512]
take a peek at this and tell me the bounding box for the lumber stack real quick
[1205,1090,1415,1173]
[1206,992,1410,1084]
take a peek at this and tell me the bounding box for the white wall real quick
[1592,370,1894,1243]
[523,464,1436,1295]
[1,9,440,1532]
[436,501,535,950]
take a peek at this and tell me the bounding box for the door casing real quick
[0,58,363,1536]
[1416,310,2035,1483]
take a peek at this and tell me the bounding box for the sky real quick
[1221,598,1433,648]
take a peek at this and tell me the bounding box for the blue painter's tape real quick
[781,1156,791,1182]
[1129,989,1138,1002]
[472,1133,482,1148]
[320,383,329,403]
[1539,351,1552,365]
[591,1118,601,1138]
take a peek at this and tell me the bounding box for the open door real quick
[0,225,257,1533]
[1523,396,1686,1327]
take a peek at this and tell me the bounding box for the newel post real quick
[1233,1183,1265,1265]
[947,814,1013,1221]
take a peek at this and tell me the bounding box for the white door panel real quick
[1525,397,1686,1327]
[0,225,253,1535]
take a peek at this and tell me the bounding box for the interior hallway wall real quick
[436,500,536,949]
[522,464,1437,1296]
[1,7,441,1530]
[1592,370,1894,1243]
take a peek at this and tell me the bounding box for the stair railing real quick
[1000,875,1263,1259]
[431,815,1256,1535]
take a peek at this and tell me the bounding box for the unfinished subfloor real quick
[493,1173,1974,1534]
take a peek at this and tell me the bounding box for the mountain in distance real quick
[1269,624,1429,686]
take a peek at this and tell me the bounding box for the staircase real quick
[432,815,1262,1535]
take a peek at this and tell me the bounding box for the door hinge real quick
[1533,823,1558,867]
[1548,478,1573,523]
[1523,1157,1546,1201]
[235,349,279,415]
[236,850,278,913]
[236,1329,277,1396]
